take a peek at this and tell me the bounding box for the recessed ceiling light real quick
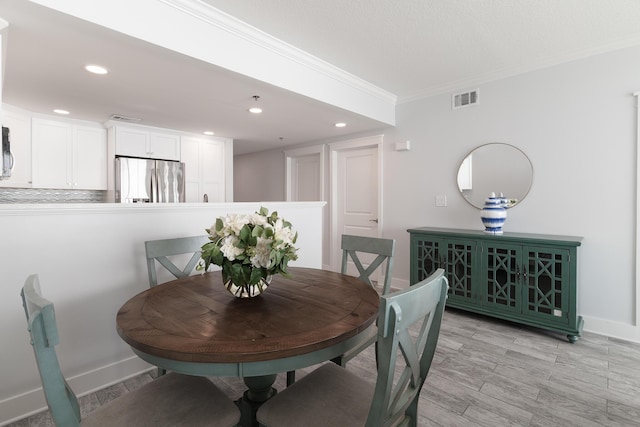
[53,109,70,115]
[334,122,346,128]
[85,64,109,75]
[204,131,215,136]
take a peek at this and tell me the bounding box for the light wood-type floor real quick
[9,308,640,426]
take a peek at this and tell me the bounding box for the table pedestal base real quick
[237,374,277,427]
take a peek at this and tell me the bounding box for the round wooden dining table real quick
[116,267,379,427]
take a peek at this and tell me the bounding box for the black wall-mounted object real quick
[1,126,13,180]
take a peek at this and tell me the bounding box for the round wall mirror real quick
[457,143,533,209]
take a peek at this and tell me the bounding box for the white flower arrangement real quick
[197,207,298,289]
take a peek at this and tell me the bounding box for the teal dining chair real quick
[20,274,241,427]
[257,268,448,427]
[145,235,211,376]
[145,235,210,287]
[341,234,396,294]
[286,234,396,386]
[333,234,396,363]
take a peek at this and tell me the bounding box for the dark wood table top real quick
[116,267,379,366]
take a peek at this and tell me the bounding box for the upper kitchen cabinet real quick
[32,118,107,190]
[181,135,229,202]
[112,125,180,161]
[0,106,32,188]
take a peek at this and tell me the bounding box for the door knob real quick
[369,219,379,223]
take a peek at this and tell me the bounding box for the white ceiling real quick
[2,0,640,155]
[202,0,640,102]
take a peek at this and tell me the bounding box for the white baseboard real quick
[391,276,410,290]
[320,269,410,292]
[0,356,153,426]
[581,315,640,344]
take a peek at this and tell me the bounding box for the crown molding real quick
[399,36,640,105]
[29,0,396,125]
[161,0,396,106]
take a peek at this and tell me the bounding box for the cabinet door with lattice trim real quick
[442,239,476,306]
[411,236,475,306]
[522,246,571,326]
[411,237,441,284]
[480,243,522,315]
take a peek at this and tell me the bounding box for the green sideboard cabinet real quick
[408,227,583,342]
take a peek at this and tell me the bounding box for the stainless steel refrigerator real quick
[115,157,185,203]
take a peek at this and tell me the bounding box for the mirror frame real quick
[457,143,533,209]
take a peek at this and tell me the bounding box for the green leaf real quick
[229,262,246,286]
[264,227,274,238]
[249,267,265,285]
[198,242,224,270]
[239,224,251,242]
[252,225,264,237]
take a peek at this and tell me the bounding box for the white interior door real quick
[330,136,382,273]
[289,154,321,201]
[285,145,329,267]
[285,145,325,202]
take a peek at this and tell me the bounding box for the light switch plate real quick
[395,140,411,151]
[435,195,447,207]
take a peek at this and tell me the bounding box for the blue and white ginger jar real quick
[480,192,507,234]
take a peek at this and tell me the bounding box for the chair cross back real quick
[341,234,396,294]
[145,235,210,287]
[20,274,241,427]
[288,235,396,385]
[367,268,448,425]
[21,275,83,426]
[256,269,448,427]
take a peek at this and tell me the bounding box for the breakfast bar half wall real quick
[0,201,325,425]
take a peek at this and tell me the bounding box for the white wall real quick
[234,149,285,202]
[0,202,324,425]
[234,45,640,342]
[384,45,638,336]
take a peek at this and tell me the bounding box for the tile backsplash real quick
[0,188,107,203]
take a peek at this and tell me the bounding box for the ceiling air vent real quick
[110,114,142,122]
[452,89,479,109]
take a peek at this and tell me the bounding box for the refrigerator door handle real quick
[150,165,157,202]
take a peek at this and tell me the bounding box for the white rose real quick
[250,237,273,268]
[273,218,295,248]
[222,213,249,236]
[220,235,244,260]
[248,213,268,227]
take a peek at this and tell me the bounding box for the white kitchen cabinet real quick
[150,132,180,160]
[180,136,227,202]
[32,118,107,190]
[113,126,180,161]
[0,107,32,188]
[73,126,108,189]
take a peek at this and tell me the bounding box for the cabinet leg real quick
[567,316,585,344]
[567,334,579,343]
